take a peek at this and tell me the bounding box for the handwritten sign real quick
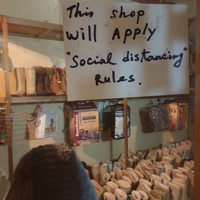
[62,1,189,101]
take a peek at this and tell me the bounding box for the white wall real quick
[0,0,194,178]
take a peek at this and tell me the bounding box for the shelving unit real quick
[0,95,68,104]
[0,15,63,41]
[0,15,67,180]
[0,11,198,199]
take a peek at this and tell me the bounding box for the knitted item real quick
[5,143,98,200]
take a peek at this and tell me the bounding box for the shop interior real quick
[0,0,198,199]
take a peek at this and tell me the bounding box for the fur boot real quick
[50,65,65,95]
[11,68,25,96]
[36,69,46,96]
[57,68,67,94]
[25,68,36,96]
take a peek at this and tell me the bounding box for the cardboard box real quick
[168,102,178,131]
[167,99,188,131]
[177,100,188,130]
[64,101,99,146]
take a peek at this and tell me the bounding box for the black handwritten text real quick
[122,47,188,68]
[66,2,94,18]
[67,52,117,68]
[95,70,136,86]
[110,6,145,24]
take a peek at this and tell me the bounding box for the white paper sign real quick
[62,1,189,101]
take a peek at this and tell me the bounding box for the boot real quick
[36,69,46,96]
[138,178,152,188]
[163,163,173,176]
[134,169,144,179]
[100,163,109,186]
[50,65,65,95]
[154,185,168,200]
[104,185,114,193]
[121,170,128,177]
[57,68,67,94]
[172,178,187,200]
[172,153,183,168]
[103,192,116,200]
[184,170,194,199]
[151,162,165,176]
[168,182,181,200]
[148,190,162,200]
[102,173,111,186]
[136,180,151,194]
[110,171,115,180]
[91,179,104,200]
[114,188,127,200]
[160,172,171,186]
[121,175,132,186]
[157,183,170,200]
[25,68,36,96]
[171,169,183,178]
[11,68,25,96]
[106,181,119,194]
[183,160,194,171]
[44,68,55,95]
[117,180,132,195]
[161,147,170,156]
[173,173,188,199]
[127,169,139,189]
[106,161,113,172]
[137,190,148,200]
[161,155,175,167]
[150,174,162,187]
[131,190,141,200]
[91,163,100,183]
[115,166,123,181]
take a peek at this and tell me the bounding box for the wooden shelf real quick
[0,15,63,41]
[0,95,68,104]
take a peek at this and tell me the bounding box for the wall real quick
[0,0,194,177]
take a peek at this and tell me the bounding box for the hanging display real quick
[64,101,100,146]
[23,104,57,139]
[167,98,188,131]
[139,103,172,133]
[102,101,131,139]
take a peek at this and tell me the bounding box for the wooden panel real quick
[2,15,13,181]
[194,0,200,198]
[0,15,63,41]
[10,95,68,104]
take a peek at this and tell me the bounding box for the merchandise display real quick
[0,1,197,197]
[139,103,172,133]
[23,104,57,140]
[102,101,131,139]
[64,101,100,146]
[89,139,194,200]
[167,98,188,131]
[11,65,67,97]
[139,98,188,133]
